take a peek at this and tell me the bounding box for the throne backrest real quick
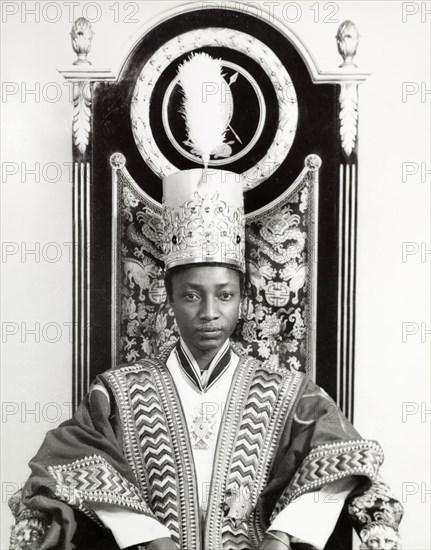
[60,3,366,427]
[113,153,319,377]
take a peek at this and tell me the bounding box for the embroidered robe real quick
[15,348,391,549]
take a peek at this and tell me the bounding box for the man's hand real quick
[258,530,291,549]
[145,536,178,550]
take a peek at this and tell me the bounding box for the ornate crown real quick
[161,53,246,272]
[162,168,245,272]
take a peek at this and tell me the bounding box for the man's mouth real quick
[198,326,223,335]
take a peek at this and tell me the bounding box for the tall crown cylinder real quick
[162,169,245,272]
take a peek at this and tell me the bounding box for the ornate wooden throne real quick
[60,3,367,548]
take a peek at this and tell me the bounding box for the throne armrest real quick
[347,476,404,549]
[8,490,50,550]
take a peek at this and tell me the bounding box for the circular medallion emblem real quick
[162,61,266,167]
[148,280,167,305]
[265,281,290,307]
[130,27,298,190]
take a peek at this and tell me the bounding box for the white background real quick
[1,1,430,549]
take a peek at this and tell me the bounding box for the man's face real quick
[169,265,241,360]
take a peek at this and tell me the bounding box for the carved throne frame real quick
[59,5,366,546]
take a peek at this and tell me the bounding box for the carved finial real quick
[110,153,126,169]
[336,20,360,68]
[71,17,94,65]
[305,154,322,172]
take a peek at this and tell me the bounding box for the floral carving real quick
[339,82,358,158]
[8,490,49,550]
[359,525,401,549]
[110,152,126,169]
[73,82,92,155]
[305,154,322,172]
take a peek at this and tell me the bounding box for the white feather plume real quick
[177,53,231,166]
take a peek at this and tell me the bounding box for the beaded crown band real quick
[162,168,245,272]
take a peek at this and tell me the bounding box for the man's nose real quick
[199,296,219,320]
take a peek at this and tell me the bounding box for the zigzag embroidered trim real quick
[105,359,201,550]
[103,367,151,502]
[247,369,304,546]
[271,440,384,521]
[206,360,304,550]
[48,455,154,527]
[155,360,201,548]
[205,356,257,550]
[106,356,305,550]
[223,366,285,549]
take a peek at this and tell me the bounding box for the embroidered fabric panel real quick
[106,361,201,550]
[246,369,304,546]
[235,176,313,370]
[222,367,285,550]
[225,367,303,549]
[47,455,153,526]
[205,359,303,550]
[116,166,313,374]
[204,357,257,550]
[117,170,177,364]
[271,440,385,521]
[128,367,181,544]
[155,362,202,548]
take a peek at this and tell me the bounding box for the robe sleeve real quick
[265,377,384,517]
[257,376,396,546]
[11,378,166,550]
[259,376,403,547]
[91,503,171,548]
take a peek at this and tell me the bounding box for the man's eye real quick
[220,292,233,300]
[184,293,199,301]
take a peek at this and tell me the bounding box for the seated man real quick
[9,172,402,550]
[9,54,403,550]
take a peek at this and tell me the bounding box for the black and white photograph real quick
[1,1,430,549]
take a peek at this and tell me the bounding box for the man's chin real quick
[195,332,226,350]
